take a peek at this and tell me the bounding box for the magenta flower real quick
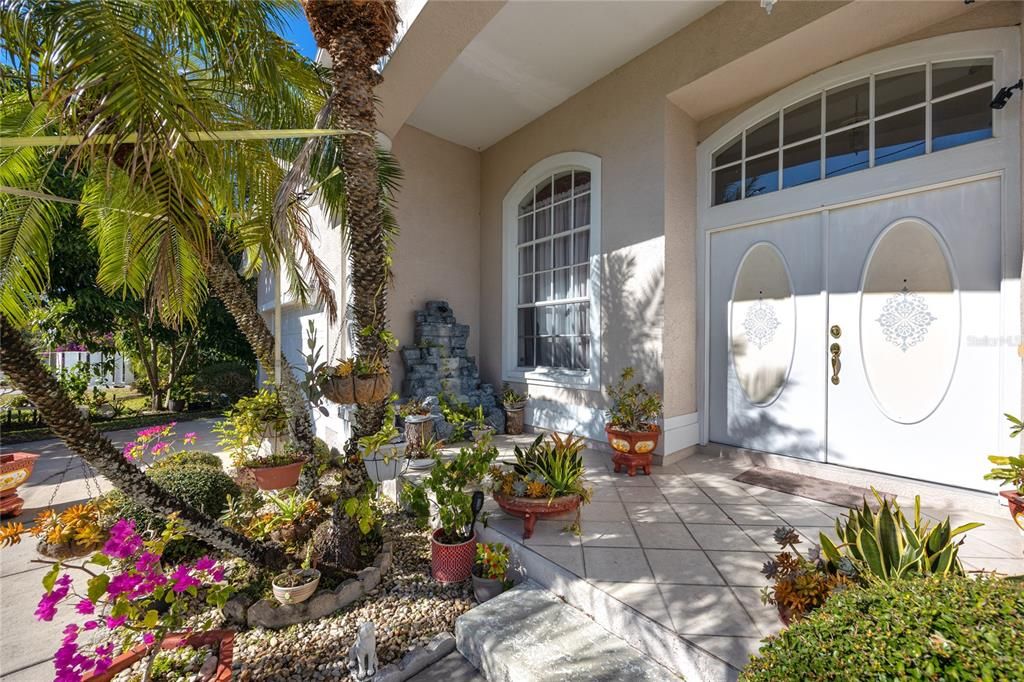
[35,574,72,621]
[107,572,144,598]
[142,632,156,646]
[135,551,160,573]
[103,519,142,559]
[74,599,94,615]
[194,555,215,572]
[106,615,127,629]
[169,564,200,593]
[150,441,170,456]
[183,432,197,444]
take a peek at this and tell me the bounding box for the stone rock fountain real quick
[400,301,504,437]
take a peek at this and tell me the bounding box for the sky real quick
[279,12,319,61]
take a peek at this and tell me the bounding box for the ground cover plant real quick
[742,575,1024,681]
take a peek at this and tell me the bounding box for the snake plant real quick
[819,489,982,580]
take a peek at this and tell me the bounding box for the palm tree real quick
[0,0,346,566]
[301,0,400,445]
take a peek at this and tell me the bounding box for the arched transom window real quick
[712,58,995,206]
[503,152,601,389]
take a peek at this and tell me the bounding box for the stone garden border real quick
[226,540,394,630]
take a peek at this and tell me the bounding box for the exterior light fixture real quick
[991,79,1023,109]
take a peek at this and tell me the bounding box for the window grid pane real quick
[711,58,993,206]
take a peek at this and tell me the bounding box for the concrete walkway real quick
[478,442,1024,681]
[0,418,224,681]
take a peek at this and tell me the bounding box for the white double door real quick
[708,177,1005,489]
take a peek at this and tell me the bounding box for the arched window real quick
[502,152,601,389]
[711,57,995,206]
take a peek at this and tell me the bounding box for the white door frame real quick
[696,28,1022,469]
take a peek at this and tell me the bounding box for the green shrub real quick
[741,576,1024,681]
[105,464,240,562]
[149,451,223,472]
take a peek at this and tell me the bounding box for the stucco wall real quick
[476,0,1011,449]
[389,124,482,385]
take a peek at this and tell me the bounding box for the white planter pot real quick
[403,413,434,424]
[361,443,408,482]
[272,569,321,605]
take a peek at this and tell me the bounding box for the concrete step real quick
[407,651,486,681]
[455,582,682,682]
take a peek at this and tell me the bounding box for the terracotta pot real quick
[0,452,39,517]
[999,490,1024,535]
[247,460,304,490]
[322,374,356,404]
[354,372,391,404]
[493,492,581,539]
[605,424,661,477]
[430,529,476,583]
[272,569,321,605]
[83,629,235,682]
[504,406,525,435]
[471,570,505,603]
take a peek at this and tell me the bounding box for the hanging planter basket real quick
[322,374,356,405]
[354,372,392,405]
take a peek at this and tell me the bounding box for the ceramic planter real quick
[471,426,495,442]
[605,424,661,477]
[272,569,321,605]
[493,492,581,539]
[504,403,525,435]
[248,460,304,490]
[83,629,234,682]
[362,443,408,483]
[354,372,391,405]
[471,571,505,603]
[431,529,476,583]
[167,398,186,412]
[323,374,356,404]
[999,490,1024,535]
[0,452,39,517]
[403,415,434,453]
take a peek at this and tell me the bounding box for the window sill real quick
[503,367,601,392]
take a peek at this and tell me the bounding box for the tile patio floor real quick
[478,441,1024,673]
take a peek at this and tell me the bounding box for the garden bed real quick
[0,409,225,446]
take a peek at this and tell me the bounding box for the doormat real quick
[733,467,888,510]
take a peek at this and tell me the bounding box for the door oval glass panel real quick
[860,219,959,424]
[730,243,795,405]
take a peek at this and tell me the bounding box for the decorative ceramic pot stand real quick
[493,493,581,539]
[999,490,1024,536]
[0,452,39,517]
[605,425,661,477]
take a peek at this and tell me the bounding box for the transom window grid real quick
[711,58,995,206]
[516,169,592,371]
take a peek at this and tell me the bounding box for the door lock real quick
[830,325,842,339]
[830,342,842,385]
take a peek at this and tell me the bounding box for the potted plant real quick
[358,402,409,483]
[406,438,499,583]
[470,405,494,442]
[985,415,1024,534]
[760,527,856,625]
[0,451,39,517]
[217,388,305,490]
[400,398,435,453]
[472,542,511,603]
[604,367,663,476]
[501,384,527,435]
[353,356,392,405]
[272,545,321,605]
[490,432,592,538]
[29,500,110,559]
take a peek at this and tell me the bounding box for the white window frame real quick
[502,152,602,391]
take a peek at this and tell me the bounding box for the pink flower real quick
[150,441,170,456]
[183,432,197,445]
[142,632,156,646]
[106,615,127,629]
[135,551,160,573]
[194,555,215,572]
[103,519,142,559]
[83,620,99,631]
[35,574,72,621]
[74,599,94,615]
[122,441,139,459]
[169,564,200,593]
[107,572,144,597]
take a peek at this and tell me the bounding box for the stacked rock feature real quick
[400,301,505,437]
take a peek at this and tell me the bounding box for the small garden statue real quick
[347,620,378,680]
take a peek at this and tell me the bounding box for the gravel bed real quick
[233,509,474,681]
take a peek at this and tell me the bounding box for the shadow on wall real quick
[529,249,665,442]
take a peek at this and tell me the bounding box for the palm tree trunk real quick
[303,0,398,447]
[0,313,287,570]
[205,248,319,475]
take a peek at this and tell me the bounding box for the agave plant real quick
[819,489,982,580]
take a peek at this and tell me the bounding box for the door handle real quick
[830,343,842,385]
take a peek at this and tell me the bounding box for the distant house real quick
[262,0,1023,493]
